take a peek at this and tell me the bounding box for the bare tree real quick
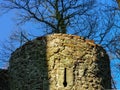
[0,0,96,33]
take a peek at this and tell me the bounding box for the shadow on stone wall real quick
[9,36,49,90]
[0,69,9,90]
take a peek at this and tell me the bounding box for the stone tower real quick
[9,34,111,90]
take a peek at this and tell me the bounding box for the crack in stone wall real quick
[9,33,111,90]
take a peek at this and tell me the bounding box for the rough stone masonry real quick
[9,34,111,90]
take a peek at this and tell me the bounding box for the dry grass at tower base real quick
[9,33,111,90]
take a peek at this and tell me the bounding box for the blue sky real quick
[0,12,15,41]
[0,0,120,89]
[0,11,15,68]
[111,59,120,89]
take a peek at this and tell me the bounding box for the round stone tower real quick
[9,34,111,90]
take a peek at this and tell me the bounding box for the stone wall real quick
[9,34,111,90]
[0,69,9,90]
